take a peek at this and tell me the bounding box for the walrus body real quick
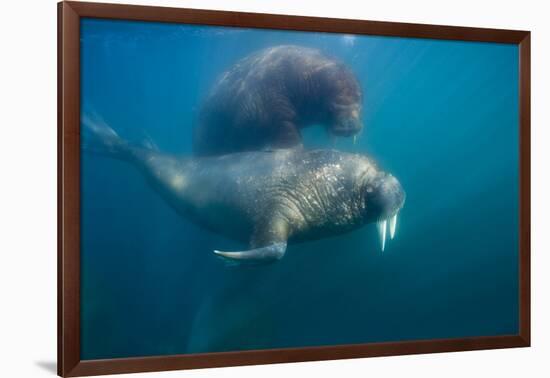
[193,45,363,156]
[84,116,404,263]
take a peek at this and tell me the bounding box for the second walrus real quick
[193,45,364,156]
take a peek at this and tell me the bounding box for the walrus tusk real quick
[213,242,287,264]
[389,213,398,240]
[377,213,398,251]
[377,219,387,252]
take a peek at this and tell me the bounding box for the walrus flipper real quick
[213,242,287,264]
[82,113,133,160]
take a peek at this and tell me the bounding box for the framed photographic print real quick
[58,1,530,376]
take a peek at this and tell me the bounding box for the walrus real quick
[193,45,364,156]
[83,115,404,264]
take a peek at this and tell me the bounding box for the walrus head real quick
[323,64,364,137]
[330,102,363,137]
[360,167,406,251]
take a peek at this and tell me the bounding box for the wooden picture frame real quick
[58,1,530,376]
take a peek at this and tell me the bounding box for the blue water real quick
[80,18,519,360]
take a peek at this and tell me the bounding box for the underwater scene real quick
[80,18,519,360]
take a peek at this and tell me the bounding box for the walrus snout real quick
[366,173,405,218]
[331,117,362,137]
[364,173,405,251]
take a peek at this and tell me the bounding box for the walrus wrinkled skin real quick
[193,45,364,156]
[83,115,403,264]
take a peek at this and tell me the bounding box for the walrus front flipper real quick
[213,242,287,264]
